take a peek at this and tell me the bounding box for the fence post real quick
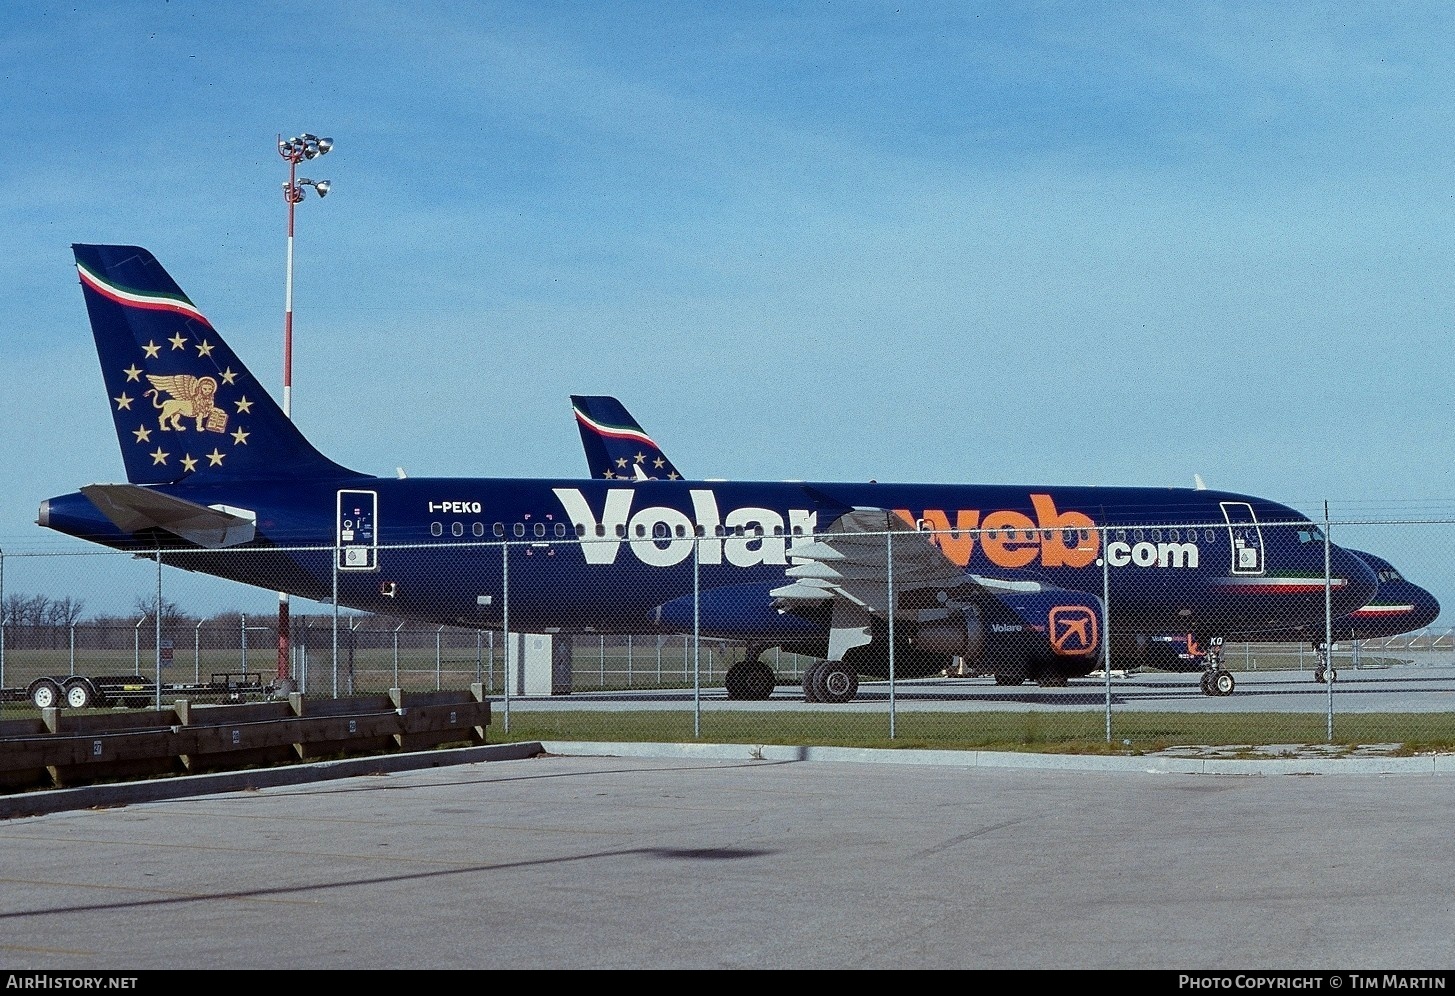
[69,622,76,676]
[693,533,700,737]
[1323,504,1335,741]
[154,548,163,709]
[393,622,403,688]
[1102,529,1113,744]
[886,524,895,739]
[134,615,145,675]
[332,543,340,699]
[195,619,203,684]
[436,625,443,691]
[501,540,510,732]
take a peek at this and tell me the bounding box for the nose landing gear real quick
[1199,636,1236,696]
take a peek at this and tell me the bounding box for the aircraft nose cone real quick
[1413,588,1441,630]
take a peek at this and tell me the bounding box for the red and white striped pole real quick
[276,133,332,690]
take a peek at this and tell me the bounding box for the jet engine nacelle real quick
[913,608,985,659]
[909,588,1104,682]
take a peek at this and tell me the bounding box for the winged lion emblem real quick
[144,374,228,433]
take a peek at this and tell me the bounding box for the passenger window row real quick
[427,521,807,540]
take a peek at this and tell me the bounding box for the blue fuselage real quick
[40,476,1380,651]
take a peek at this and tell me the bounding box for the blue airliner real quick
[39,246,1379,703]
[570,397,1440,691]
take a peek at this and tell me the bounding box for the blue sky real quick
[2,1,1453,622]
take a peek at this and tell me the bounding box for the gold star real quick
[234,396,253,414]
[132,425,152,443]
[231,426,250,445]
[634,452,646,464]
[181,454,198,473]
[168,332,187,350]
[603,469,616,479]
[150,447,169,465]
[615,457,628,468]
[114,392,133,410]
[653,456,665,468]
[668,472,680,480]
[207,449,226,466]
[195,340,214,357]
[143,340,161,358]
[220,367,237,385]
[122,364,142,382]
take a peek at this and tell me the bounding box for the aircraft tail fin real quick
[72,244,363,485]
[571,395,685,481]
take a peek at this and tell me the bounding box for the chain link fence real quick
[2,518,1451,747]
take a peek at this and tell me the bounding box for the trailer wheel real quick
[29,679,62,709]
[64,680,95,709]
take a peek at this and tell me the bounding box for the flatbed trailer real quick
[4,672,275,709]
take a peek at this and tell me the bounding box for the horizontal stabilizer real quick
[80,484,256,549]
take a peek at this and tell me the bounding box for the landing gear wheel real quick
[802,661,825,703]
[817,661,859,704]
[1313,665,1326,683]
[29,679,62,710]
[725,662,751,699]
[743,660,775,700]
[1199,671,1214,696]
[1036,670,1069,688]
[64,681,94,709]
[1213,670,1236,696]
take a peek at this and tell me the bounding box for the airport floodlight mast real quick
[275,131,333,691]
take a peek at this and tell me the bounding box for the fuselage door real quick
[337,489,379,571]
[1220,501,1264,576]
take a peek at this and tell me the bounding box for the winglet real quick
[571,395,685,481]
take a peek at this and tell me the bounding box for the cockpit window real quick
[1297,527,1326,545]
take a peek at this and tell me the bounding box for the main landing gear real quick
[1199,636,1236,696]
[801,660,859,704]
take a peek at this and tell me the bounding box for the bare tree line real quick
[0,590,492,652]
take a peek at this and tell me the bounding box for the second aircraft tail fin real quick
[571,395,684,481]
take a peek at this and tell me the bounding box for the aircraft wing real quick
[79,484,256,549]
[773,505,1052,608]
[771,508,955,608]
[770,507,1055,661]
